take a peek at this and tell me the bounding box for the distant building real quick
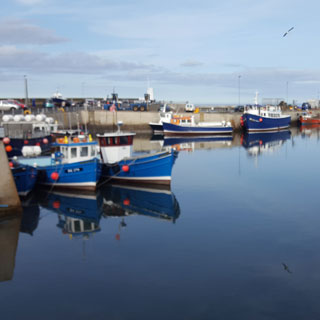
[307,99,320,108]
[262,98,284,105]
[147,87,154,101]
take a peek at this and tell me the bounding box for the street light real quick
[24,75,29,108]
[238,75,241,106]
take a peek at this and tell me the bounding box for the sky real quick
[1,0,320,104]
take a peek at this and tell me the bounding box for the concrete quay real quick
[50,109,305,133]
[0,142,21,219]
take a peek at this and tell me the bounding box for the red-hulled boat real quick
[299,113,320,125]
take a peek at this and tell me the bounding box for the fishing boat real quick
[1,114,57,157]
[102,184,180,223]
[162,114,233,136]
[15,134,101,190]
[97,122,176,186]
[148,111,173,134]
[240,92,291,132]
[11,162,38,196]
[299,112,320,125]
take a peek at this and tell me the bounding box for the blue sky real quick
[1,0,320,104]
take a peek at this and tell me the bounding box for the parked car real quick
[0,100,20,111]
[234,105,244,112]
[7,100,26,109]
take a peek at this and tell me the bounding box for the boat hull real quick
[102,151,175,186]
[149,123,163,134]
[299,116,320,125]
[12,165,38,196]
[242,113,291,132]
[163,122,233,135]
[18,158,102,191]
[5,135,52,157]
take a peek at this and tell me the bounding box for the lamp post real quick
[238,75,241,106]
[24,75,29,108]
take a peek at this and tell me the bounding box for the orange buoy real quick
[259,118,263,122]
[51,172,59,181]
[3,137,10,144]
[43,138,49,144]
[123,198,130,206]
[122,165,130,172]
[24,140,29,145]
[73,137,80,143]
[52,200,60,209]
[9,162,14,168]
[5,145,12,152]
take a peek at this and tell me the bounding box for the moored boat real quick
[11,163,38,196]
[16,135,101,191]
[97,122,176,186]
[240,92,291,132]
[163,115,233,136]
[299,112,320,125]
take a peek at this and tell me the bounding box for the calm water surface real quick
[1,127,320,320]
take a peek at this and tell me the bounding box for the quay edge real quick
[0,142,22,219]
[48,109,304,133]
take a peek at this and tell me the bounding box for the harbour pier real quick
[47,108,303,132]
[0,142,21,218]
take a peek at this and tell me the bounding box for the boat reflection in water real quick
[102,184,180,223]
[37,190,103,239]
[151,135,233,152]
[20,193,40,236]
[299,124,320,139]
[242,130,291,157]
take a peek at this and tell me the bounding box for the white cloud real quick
[15,0,44,5]
[0,19,68,45]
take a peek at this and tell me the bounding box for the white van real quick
[185,103,195,112]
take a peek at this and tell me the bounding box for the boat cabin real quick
[58,215,100,238]
[97,132,136,164]
[244,105,282,118]
[170,115,195,126]
[53,135,98,164]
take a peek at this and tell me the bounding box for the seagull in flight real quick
[283,27,294,37]
[282,262,293,274]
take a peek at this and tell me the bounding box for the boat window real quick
[80,146,88,157]
[119,136,129,145]
[91,146,96,156]
[74,220,81,232]
[83,221,92,231]
[71,147,77,158]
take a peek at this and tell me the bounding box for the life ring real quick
[59,107,65,112]
[24,109,31,115]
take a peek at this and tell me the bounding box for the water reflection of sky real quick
[1,128,320,319]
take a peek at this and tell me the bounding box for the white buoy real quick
[13,115,25,122]
[2,115,13,122]
[25,114,35,122]
[21,146,42,157]
[45,117,54,124]
[36,114,46,122]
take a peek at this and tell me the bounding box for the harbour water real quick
[1,126,320,319]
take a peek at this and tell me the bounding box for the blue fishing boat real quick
[97,122,176,186]
[1,114,57,157]
[102,184,180,223]
[11,163,38,196]
[16,135,101,191]
[162,114,233,135]
[240,92,291,132]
